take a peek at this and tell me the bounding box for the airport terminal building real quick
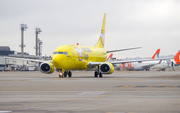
[0,46,50,71]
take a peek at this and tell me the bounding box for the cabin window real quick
[53,52,68,55]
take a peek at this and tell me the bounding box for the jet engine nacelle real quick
[134,66,143,71]
[40,62,54,74]
[100,62,114,74]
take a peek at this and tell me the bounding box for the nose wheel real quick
[59,71,64,78]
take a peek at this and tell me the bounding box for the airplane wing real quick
[87,62,103,68]
[87,57,172,68]
[107,47,141,53]
[110,57,171,64]
[5,57,51,63]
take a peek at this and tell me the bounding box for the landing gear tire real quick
[99,72,103,78]
[59,74,63,78]
[59,71,63,78]
[94,71,103,78]
[94,71,98,77]
[64,71,68,77]
[68,71,72,77]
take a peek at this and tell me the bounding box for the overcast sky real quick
[0,0,180,58]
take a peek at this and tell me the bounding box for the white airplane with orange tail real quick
[110,49,180,71]
[116,49,161,71]
[150,50,180,71]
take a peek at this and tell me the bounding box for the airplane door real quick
[66,55,72,64]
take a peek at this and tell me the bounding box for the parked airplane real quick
[117,49,161,71]
[6,13,178,78]
[106,53,113,60]
[150,50,180,71]
[111,49,180,71]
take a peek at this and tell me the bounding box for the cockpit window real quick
[63,52,68,55]
[53,52,68,55]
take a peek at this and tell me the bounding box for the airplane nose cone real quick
[52,55,62,68]
[52,54,68,69]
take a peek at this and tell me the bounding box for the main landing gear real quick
[94,66,103,78]
[59,70,72,78]
[94,71,103,78]
[145,69,150,71]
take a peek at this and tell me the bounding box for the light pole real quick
[35,28,42,56]
[19,24,28,57]
[38,39,43,56]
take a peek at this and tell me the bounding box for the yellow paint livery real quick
[95,13,106,48]
[52,45,107,70]
[50,13,109,77]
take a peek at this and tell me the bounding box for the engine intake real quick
[40,62,54,74]
[100,62,114,74]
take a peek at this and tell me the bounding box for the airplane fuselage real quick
[52,45,107,71]
[120,61,160,70]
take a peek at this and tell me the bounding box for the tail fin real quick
[151,49,160,59]
[107,53,113,60]
[94,13,106,48]
[174,50,180,64]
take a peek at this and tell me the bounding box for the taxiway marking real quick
[118,85,180,88]
[2,94,109,110]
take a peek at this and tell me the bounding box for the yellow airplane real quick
[40,13,142,78]
[7,13,178,78]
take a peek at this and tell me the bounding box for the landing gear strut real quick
[94,66,103,78]
[59,70,63,78]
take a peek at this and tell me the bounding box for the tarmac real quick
[0,71,180,113]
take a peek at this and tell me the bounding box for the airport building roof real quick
[0,46,15,56]
[0,46,10,51]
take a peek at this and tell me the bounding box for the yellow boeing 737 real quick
[7,13,179,78]
[40,13,140,78]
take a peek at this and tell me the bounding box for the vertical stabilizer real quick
[94,13,106,48]
[107,53,113,60]
[174,50,180,64]
[151,49,160,59]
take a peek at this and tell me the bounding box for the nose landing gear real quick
[59,71,64,78]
